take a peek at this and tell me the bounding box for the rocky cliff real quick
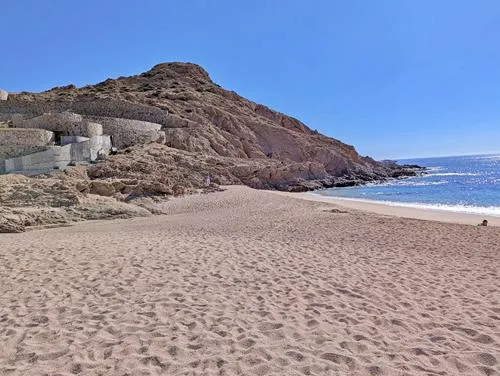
[0,63,422,232]
[1,62,419,191]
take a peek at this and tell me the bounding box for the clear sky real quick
[1,1,499,159]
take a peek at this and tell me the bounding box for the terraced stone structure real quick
[0,95,167,173]
[0,111,113,174]
[0,128,54,158]
[0,102,167,149]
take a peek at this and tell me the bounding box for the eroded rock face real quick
[86,143,419,196]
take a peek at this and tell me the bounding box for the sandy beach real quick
[0,185,499,376]
[269,190,500,227]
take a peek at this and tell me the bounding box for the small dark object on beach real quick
[324,208,348,214]
[478,219,488,227]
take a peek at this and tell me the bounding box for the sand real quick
[0,185,498,376]
[269,190,500,227]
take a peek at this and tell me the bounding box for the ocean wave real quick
[426,166,444,172]
[403,181,448,186]
[424,172,481,177]
[312,195,500,217]
[365,180,448,188]
[471,154,500,161]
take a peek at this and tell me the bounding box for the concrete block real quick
[0,128,54,158]
[61,136,89,146]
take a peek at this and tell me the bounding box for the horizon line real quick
[381,151,500,161]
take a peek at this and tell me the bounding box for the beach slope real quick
[0,186,498,375]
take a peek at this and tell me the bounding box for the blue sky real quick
[1,0,499,159]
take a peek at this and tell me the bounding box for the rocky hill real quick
[2,63,418,189]
[0,63,421,232]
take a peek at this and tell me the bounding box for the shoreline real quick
[267,189,500,226]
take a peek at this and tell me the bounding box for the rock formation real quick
[0,89,7,101]
[0,62,419,189]
[0,171,152,233]
[0,63,423,232]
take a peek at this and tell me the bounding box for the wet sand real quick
[0,186,499,375]
[269,190,500,227]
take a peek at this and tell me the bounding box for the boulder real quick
[89,181,115,196]
[0,216,25,233]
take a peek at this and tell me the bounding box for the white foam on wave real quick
[426,166,444,171]
[312,194,500,217]
[365,180,448,188]
[402,180,448,186]
[425,172,480,177]
[472,154,500,161]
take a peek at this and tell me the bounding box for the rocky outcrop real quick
[0,172,152,233]
[0,63,424,231]
[0,62,419,191]
[88,143,420,196]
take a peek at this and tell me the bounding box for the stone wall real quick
[61,136,89,146]
[0,98,168,126]
[13,113,104,138]
[69,140,91,162]
[15,112,76,131]
[2,145,72,173]
[0,128,54,159]
[87,135,112,161]
[1,135,112,174]
[89,116,164,148]
[81,122,102,137]
[61,135,111,163]
[3,108,164,148]
[0,113,25,122]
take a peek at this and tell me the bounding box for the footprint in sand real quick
[285,351,305,362]
[366,365,386,375]
[473,334,494,344]
[306,319,319,328]
[238,338,256,349]
[257,322,284,331]
[320,352,356,369]
[476,352,497,366]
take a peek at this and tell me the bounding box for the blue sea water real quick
[316,154,500,216]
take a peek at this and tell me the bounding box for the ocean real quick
[316,154,500,217]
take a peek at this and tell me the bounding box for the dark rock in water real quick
[400,164,425,170]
